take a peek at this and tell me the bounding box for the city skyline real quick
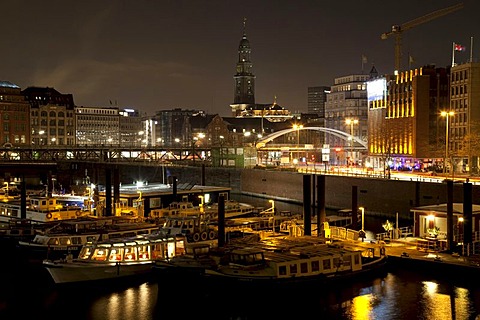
[1,0,479,117]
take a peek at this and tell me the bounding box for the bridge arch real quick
[256,126,368,149]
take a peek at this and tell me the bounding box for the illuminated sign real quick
[367,78,387,102]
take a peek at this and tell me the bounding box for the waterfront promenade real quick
[380,236,480,279]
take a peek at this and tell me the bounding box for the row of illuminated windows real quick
[31,119,74,126]
[451,85,468,96]
[31,111,74,118]
[1,135,26,144]
[450,112,467,124]
[3,123,27,131]
[325,109,368,118]
[451,70,468,82]
[2,113,27,121]
[76,108,118,115]
[277,254,358,277]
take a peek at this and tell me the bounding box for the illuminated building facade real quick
[23,86,75,146]
[449,62,480,173]
[325,74,369,165]
[308,86,330,117]
[367,65,450,170]
[0,81,30,147]
[119,109,143,147]
[75,106,120,145]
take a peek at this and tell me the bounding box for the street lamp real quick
[219,135,225,166]
[345,119,358,166]
[441,111,454,175]
[192,133,205,163]
[39,130,45,145]
[359,206,366,241]
[269,199,275,232]
[293,124,303,162]
[359,206,365,231]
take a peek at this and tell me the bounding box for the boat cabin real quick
[78,234,182,262]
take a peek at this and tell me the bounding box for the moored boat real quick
[148,199,256,223]
[154,235,388,287]
[18,219,160,263]
[0,195,91,224]
[43,232,184,285]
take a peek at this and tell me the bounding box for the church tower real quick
[230,18,256,116]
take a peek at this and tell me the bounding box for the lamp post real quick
[345,119,358,166]
[39,130,45,145]
[192,133,205,163]
[359,206,365,231]
[219,135,224,167]
[441,111,454,175]
[359,206,366,241]
[293,124,303,162]
[269,199,275,232]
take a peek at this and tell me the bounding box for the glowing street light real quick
[359,206,365,231]
[345,119,359,166]
[441,111,454,175]
[293,124,303,162]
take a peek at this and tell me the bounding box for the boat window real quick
[71,237,82,245]
[109,248,124,261]
[79,247,93,260]
[343,255,351,267]
[47,238,59,245]
[92,248,109,261]
[300,262,308,274]
[86,236,97,242]
[323,259,331,270]
[333,258,341,268]
[124,247,137,261]
[278,265,287,276]
[311,260,320,272]
[354,254,360,265]
[138,245,150,260]
[59,238,71,245]
[122,232,135,238]
[289,264,298,274]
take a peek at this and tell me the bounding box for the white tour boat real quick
[43,232,185,285]
[18,219,160,263]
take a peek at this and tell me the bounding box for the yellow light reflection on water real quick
[93,283,156,320]
[420,281,472,320]
[349,293,374,320]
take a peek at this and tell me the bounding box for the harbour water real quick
[2,261,480,320]
[2,197,480,319]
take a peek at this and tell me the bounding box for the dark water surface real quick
[2,264,480,320]
[2,197,480,320]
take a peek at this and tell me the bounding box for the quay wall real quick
[241,169,480,218]
[165,166,480,219]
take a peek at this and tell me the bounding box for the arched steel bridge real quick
[255,126,368,149]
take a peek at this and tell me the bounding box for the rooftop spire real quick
[243,17,247,38]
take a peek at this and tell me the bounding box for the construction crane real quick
[381,2,463,72]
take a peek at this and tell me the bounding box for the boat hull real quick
[203,255,388,287]
[44,261,154,285]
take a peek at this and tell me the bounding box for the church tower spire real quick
[233,17,256,106]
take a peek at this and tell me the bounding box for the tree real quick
[458,121,480,175]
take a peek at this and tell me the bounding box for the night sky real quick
[2,0,479,116]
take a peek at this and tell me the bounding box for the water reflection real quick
[94,283,157,320]
[2,267,480,320]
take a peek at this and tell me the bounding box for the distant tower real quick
[231,18,256,116]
